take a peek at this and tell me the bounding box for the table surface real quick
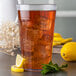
[0,52,76,76]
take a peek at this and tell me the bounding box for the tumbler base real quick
[24,69,42,72]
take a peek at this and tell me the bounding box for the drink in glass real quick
[17,4,56,71]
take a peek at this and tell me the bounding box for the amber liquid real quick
[18,10,56,71]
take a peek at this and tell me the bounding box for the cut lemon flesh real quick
[16,54,26,68]
[11,65,24,72]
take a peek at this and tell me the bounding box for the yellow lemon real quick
[61,42,76,61]
[53,37,64,42]
[53,42,61,46]
[16,54,26,68]
[54,33,62,37]
[61,38,72,44]
[11,65,24,72]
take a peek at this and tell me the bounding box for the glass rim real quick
[17,4,56,11]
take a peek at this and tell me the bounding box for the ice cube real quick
[22,39,34,52]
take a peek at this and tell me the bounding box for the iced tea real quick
[18,5,56,71]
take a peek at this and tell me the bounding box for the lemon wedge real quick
[61,38,72,44]
[11,65,24,72]
[53,37,64,42]
[16,54,26,68]
[53,42,61,46]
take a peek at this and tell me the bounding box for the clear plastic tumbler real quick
[17,4,56,72]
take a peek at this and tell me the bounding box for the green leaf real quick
[60,64,68,69]
[41,61,68,75]
[49,61,53,65]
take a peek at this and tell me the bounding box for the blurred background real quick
[54,0,76,41]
